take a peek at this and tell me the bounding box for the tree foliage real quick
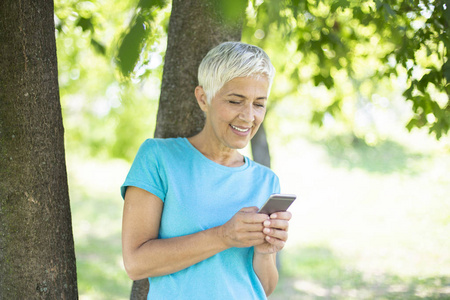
[249,0,449,139]
[55,0,168,160]
[54,0,449,164]
[116,0,169,76]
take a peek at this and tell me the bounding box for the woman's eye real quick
[255,103,265,108]
[229,100,241,104]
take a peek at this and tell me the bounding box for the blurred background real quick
[54,0,450,298]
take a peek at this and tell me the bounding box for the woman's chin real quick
[230,139,250,150]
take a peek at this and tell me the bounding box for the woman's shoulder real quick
[141,137,186,148]
[247,158,278,177]
[139,137,189,156]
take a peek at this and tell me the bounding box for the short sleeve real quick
[273,174,281,194]
[121,139,166,201]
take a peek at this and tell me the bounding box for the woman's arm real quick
[253,252,278,295]
[253,211,292,296]
[122,186,269,280]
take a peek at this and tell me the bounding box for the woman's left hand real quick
[254,211,292,254]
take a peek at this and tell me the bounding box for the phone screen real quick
[258,194,296,214]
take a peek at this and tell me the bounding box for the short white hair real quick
[198,42,275,103]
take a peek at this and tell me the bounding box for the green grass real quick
[270,245,450,299]
[268,130,450,299]
[68,158,131,299]
[68,130,450,299]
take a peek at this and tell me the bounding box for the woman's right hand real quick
[218,207,269,248]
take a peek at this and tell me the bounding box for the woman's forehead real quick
[220,76,269,91]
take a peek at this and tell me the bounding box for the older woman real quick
[121,42,291,299]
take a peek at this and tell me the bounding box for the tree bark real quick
[154,0,244,139]
[0,0,78,298]
[251,122,271,168]
[251,122,283,271]
[130,0,245,298]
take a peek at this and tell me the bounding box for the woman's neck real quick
[187,130,245,167]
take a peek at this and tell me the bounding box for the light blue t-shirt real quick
[121,138,280,300]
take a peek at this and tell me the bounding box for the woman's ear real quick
[195,86,208,112]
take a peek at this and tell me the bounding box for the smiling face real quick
[196,76,270,152]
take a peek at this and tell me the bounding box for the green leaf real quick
[382,3,396,18]
[313,74,324,86]
[117,16,147,76]
[330,0,350,13]
[322,75,334,89]
[311,111,325,126]
[91,39,106,55]
[116,0,168,77]
[138,0,167,9]
[406,117,418,131]
[76,17,94,32]
[403,84,414,99]
[289,0,301,17]
[443,60,450,83]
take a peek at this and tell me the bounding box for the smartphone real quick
[258,193,297,215]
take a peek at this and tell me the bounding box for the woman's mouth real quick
[230,124,252,137]
[231,125,250,132]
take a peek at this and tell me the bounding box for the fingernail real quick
[264,220,270,227]
[263,228,270,234]
[271,214,277,219]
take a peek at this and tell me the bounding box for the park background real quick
[52,0,449,299]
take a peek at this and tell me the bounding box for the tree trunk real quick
[154,0,244,139]
[130,0,245,298]
[251,122,283,271]
[0,0,78,298]
[251,122,271,168]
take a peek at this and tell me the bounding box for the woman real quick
[121,42,291,299]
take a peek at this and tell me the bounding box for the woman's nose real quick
[239,104,255,123]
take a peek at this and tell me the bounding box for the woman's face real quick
[199,76,270,151]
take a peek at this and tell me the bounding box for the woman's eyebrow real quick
[227,93,246,98]
[227,93,267,100]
